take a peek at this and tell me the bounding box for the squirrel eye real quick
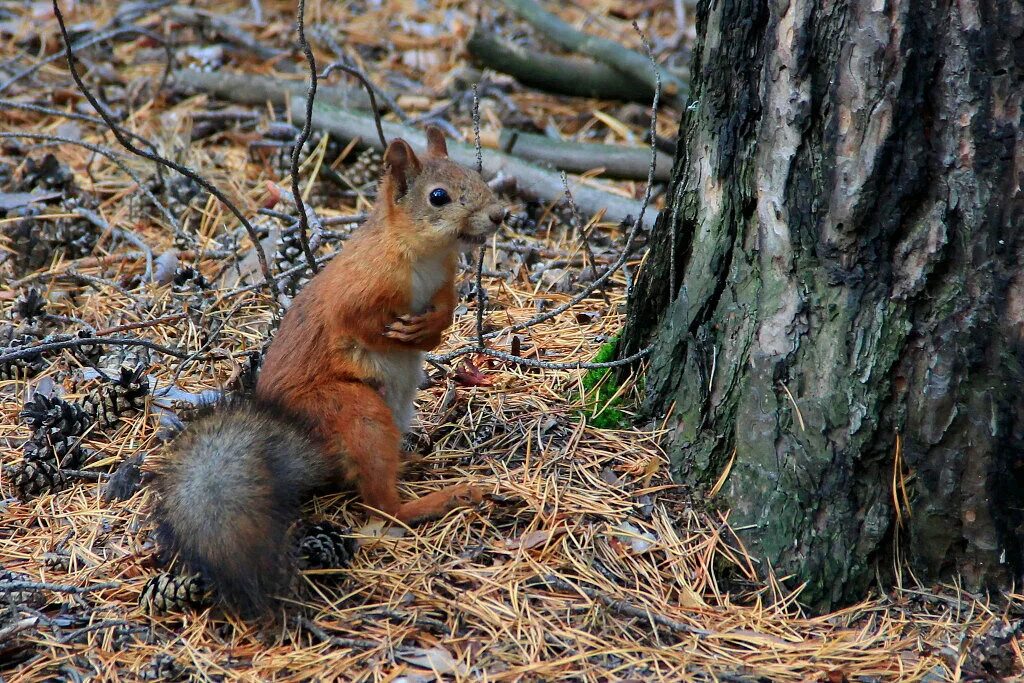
[428,188,451,207]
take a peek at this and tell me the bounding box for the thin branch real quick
[73,207,154,283]
[0,335,188,365]
[428,344,651,371]
[312,28,411,123]
[290,0,320,276]
[0,25,172,96]
[0,132,177,231]
[51,0,275,292]
[319,61,387,149]
[0,99,169,186]
[0,580,119,595]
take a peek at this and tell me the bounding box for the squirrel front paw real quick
[383,308,441,344]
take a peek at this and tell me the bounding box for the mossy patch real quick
[580,337,628,429]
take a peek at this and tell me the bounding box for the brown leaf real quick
[454,359,490,386]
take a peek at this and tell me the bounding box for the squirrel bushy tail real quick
[151,400,330,614]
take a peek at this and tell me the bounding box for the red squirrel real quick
[151,126,505,613]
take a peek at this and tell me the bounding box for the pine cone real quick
[8,458,68,497]
[0,333,45,380]
[274,229,314,296]
[141,653,192,681]
[83,365,149,427]
[23,430,86,469]
[20,393,92,437]
[70,330,103,364]
[3,211,53,272]
[139,572,212,613]
[298,521,357,571]
[12,288,46,323]
[171,266,209,293]
[343,147,383,188]
[16,154,76,195]
[0,566,44,606]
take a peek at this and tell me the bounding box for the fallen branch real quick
[467,28,652,103]
[501,0,687,107]
[481,129,672,182]
[172,69,374,112]
[295,100,656,229]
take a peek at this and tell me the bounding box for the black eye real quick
[428,188,451,207]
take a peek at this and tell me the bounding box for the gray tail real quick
[151,400,327,614]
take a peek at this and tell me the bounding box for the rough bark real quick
[621,0,1024,611]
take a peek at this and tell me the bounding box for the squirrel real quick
[151,126,506,614]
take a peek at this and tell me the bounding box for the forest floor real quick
[0,1,1021,681]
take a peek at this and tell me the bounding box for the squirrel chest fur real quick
[151,126,506,615]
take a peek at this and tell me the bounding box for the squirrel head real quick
[378,126,506,253]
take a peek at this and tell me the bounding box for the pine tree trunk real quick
[621,0,1024,611]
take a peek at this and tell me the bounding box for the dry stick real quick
[0,617,40,642]
[313,28,410,123]
[472,85,488,350]
[170,69,373,112]
[0,25,173,96]
[168,6,283,61]
[500,0,687,106]
[561,171,599,281]
[318,61,388,149]
[466,29,652,103]
[73,207,154,283]
[289,0,320,275]
[0,336,188,365]
[0,99,170,187]
[540,575,710,636]
[58,619,140,644]
[0,132,177,230]
[51,0,275,293]
[0,580,119,595]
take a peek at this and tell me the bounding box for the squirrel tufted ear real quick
[424,125,448,158]
[382,138,421,200]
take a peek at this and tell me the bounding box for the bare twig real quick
[0,132,177,231]
[0,335,188,365]
[318,61,387,149]
[289,0,320,276]
[73,207,154,283]
[313,28,411,123]
[0,580,119,595]
[51,0,275,292]
[0,99,169,186]
[58,619,140,644]
[0,25,173,96]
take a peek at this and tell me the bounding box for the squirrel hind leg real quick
[151,401,329,615]
[323,385,482,526]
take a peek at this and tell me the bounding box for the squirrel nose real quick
[488,208,507,226]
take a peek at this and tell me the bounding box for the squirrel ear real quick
[382,138,421,200]
[424,125,448,158]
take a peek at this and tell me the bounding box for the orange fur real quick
[256,126,503,522]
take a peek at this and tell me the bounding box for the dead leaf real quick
[506,529,552,550]
[0,190,61,211]
[454,358,490,386]
[396,646,468,677]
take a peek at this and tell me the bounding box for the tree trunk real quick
[621,0,1024,611]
